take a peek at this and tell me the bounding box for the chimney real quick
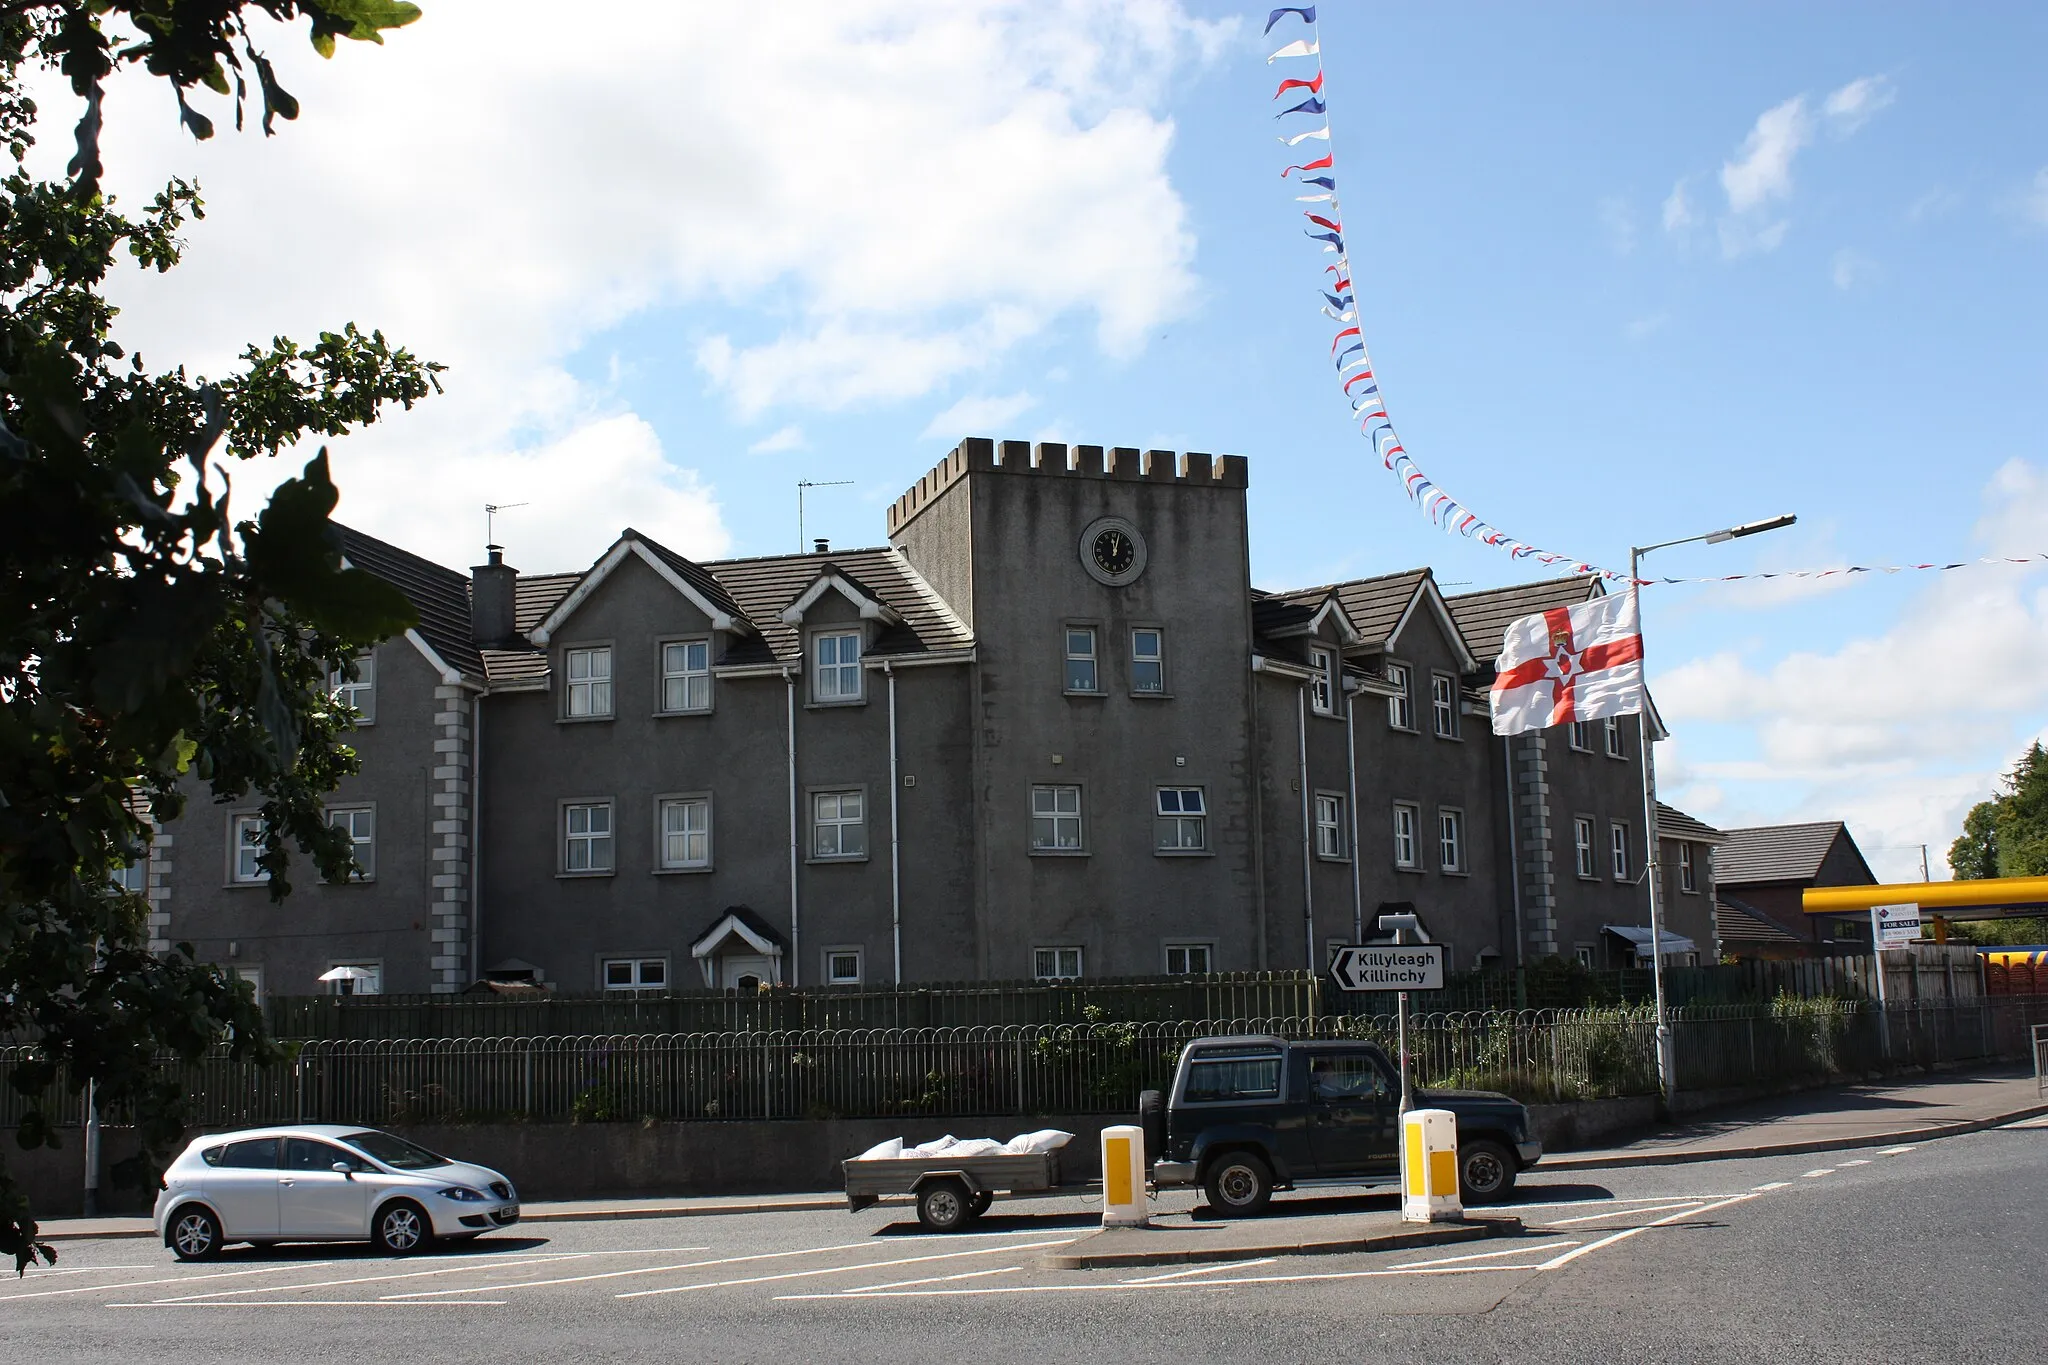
[813,538,829,554]
[471,545,519,646]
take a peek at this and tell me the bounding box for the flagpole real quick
[1629,551,1676,1111]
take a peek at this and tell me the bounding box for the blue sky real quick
[81,3,2048,879]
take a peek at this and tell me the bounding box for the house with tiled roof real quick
[1712,821,1878,955]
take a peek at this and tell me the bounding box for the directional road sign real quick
[1330,944,1445,992]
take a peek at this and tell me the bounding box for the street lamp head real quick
[1706,513,1797,544]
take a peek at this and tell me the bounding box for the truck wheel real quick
[916,1178,974,1233]
[1458,1139,1516,1205]
[1136,1089,1166,1167]
[1203,1152,1273,1218]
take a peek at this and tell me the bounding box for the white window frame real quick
[1573,946,1595,970]
[811,789,867,859]
[1314,792,1346,860]
[1568,720,1592,752]
[1385,662,1414,731]
[327,805,375,881]
[1030,784,1084,853]
[1064,626,1100,694]
[564,645,614,719]
[1392,802,1420,869]
[1308,646,1336,716]
[1431,671,1459,739]
[1164,942,1213,975]
[812,630,864,703]
[660,638,713,714]
[231,813,268,884]
[114,856,147,895]
[1438,807,1466,873]
[823,947,864,986]
[1679,842,1697,894]
[1130,627,1165,695]
[600,956,668,994]
[1155,787,1208,853]
[657,795,711,871]
[1033,946,1084,980]
[325,959,382,996]
[562,800,615,875]
[329,652,375,724]
[1611,821,1631,881]
[1574,816,1597,879]
[1604,716,1625,758]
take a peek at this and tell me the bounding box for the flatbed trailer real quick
[842,1149,1088,1231]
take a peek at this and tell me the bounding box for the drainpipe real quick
[1504,734,1524,968]
[1344,686,1364,943]
[469,694,482,987]
[1297,684,1315,971]
[784,666,800,987]
[886,661,902,985]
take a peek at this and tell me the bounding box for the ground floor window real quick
[601,957,667,993]
[324,961,382,996]
[1164,943,1213,975]
[1034,946,1083,980]
[824,948,863,986]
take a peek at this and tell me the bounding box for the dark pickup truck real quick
[1143,1034,1541,1216]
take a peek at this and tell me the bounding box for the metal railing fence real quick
[8,998,2045,1132]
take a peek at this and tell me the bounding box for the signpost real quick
[1332,922,1444,1115]
[1868,902,1921,1058]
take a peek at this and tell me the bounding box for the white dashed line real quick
[616,1238,1075,1300]
[1839,1159,1871,1167]
[1121,1259,1279,1285]
[1753,1182,1791,1192]
[109,1299,507,1309]
[1545,1201,1705,1227]
[1878,1145,1918,1155]
[1801,1169,1835,1179]
[1536,1190,1764,1270]
[847,1265,1025,1293]
[1391,1240,1580,1268]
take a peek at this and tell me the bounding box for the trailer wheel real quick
[917,1178,974,1232]
[968,1190,993,1219]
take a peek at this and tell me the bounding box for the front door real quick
[722,955,775,990]
[203,1136,282,1238]
[278,1137,372,1238]
[1302,1050,1398,1176]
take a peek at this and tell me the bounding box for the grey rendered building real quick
[148,438,1720,996]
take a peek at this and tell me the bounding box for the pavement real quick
[32,1063,2046,1245]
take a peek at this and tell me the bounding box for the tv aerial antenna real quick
[796,480,853,552]
[485,502,529,548]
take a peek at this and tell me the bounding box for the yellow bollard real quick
[1099,1124,1149,1227]
[1401,1108,1463,1223]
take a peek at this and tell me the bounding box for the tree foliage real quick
[1945,742,2048,947]
[1,1,428,1273]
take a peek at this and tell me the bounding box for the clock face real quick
[1093,528,1136,576]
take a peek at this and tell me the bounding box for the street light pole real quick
[1629,513,1794,1112]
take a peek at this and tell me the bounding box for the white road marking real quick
[109,1299,507,1309]
[1537,1190,1763,1270]
[2002,1114,2048,1129]
[1753,1182,1791,1191]
[0,1259,345,1303]
[380,1227,1056,1301]
[1801,1169,1835,1179]
[149,1251,614,1304]
[1544,1201,1705,1227]
[1878,1145,1917,1155]
[1121,1259,1280,1284]
[1505,1195,1723,1211]
[788,1264,1541,1299]
[846,1265,1024,1293]
[1391,1239,1580,1268]
[1840,1159,1871,1167]
[616,1238,1075,1300]
[9,1264,154,1278]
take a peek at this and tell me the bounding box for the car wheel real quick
[168,1206,223,1261]
[1458,1139,1516,1205]
[916,1178,974,1233]
[1203,1152,1273,1218]
[373,1199,432,1255]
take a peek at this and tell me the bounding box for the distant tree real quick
[1947,801,2001,882]
[2,2,429,1273]
[1949,742,2048,880]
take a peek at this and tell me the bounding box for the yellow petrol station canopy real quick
[1802,876,2048,917]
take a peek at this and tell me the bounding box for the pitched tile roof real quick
[480,571,578,687]
[1715,821,1872,887]
[336,524,483,680]
[1656,803,1726,845]
[1444,575,1603,666]
[628,529,748,624]
[705,546,972,666]
[1714,894,1803,944]
[1260,568,1431,649]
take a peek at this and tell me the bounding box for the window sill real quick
[1432,732,1464,743]
[1577,873,1601,882]
[806,699,867,710]
[654,865,715,876]
[224,880,271,889]
[1129,690,1173,700]
[1314,854,1352,865]
[1393,864,1424,875]
[1062,690,1108,699]
[556,870,616,880]
[653,709,714,720]
[1387,724,1420,735]
[806,854,870,865]
[1029,848,1090,858]
[1440,868,1470,878]
[557,715,616,726]
[1154,849,1214,858]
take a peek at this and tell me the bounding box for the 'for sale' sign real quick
[1870,903,1921,947]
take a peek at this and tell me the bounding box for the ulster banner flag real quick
[1489,591,1645,736]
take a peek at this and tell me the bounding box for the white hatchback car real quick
[153,1125,520,1260]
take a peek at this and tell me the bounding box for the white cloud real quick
[1831,249,1876,290]
[921,391,1038,440]
[748,425,808,455]
[63,1,1230,569]
[1821,75,1895,135]
[1662,179,1696,233]
[1906,186,1962,223]
[2023,168,2048,229]
[1624,312,1669,341]
[1721,96,1812,214]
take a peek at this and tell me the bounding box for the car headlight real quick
[436,1186,487,1202]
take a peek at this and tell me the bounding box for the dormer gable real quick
[778,566,905,627]
[528,528,753,646]
[1383,574,1480,674]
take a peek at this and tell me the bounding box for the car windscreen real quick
[339,1130,453,1170]
[1181,1053,1283,1102]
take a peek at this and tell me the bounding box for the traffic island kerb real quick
[1040,1213,1524,1271]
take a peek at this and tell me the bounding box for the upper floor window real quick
[1314,793,1346,859]
[1065,627,1099,693]
[812,790,866,858]
[1574,817,1596,878]
[1431,672,1459,739]
[328,806,375,881]
[232,814,268,883]
[1392,802,1420,869]
[1031,784,1083,852]
[1679,842,1698,894]
[1610,821,1631,881]
[1155,787,1207,852]
[1568,720,1592,752]
[602,957,666,994]
[1604,716,1625,758]
[659,796,711,870]
[1165,943,1212,975]
[329,653,375,724]
[565,646,613,718]
[813,631,863,703]
[563,801,614,874]
[1439,807,1466,872]
[661,640,712,713]
[114,855,147,895]
[1385,662,1414,730]
[1034,946,1083,980]
[1130,628,1165,694]
[1308,647,1336,715]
